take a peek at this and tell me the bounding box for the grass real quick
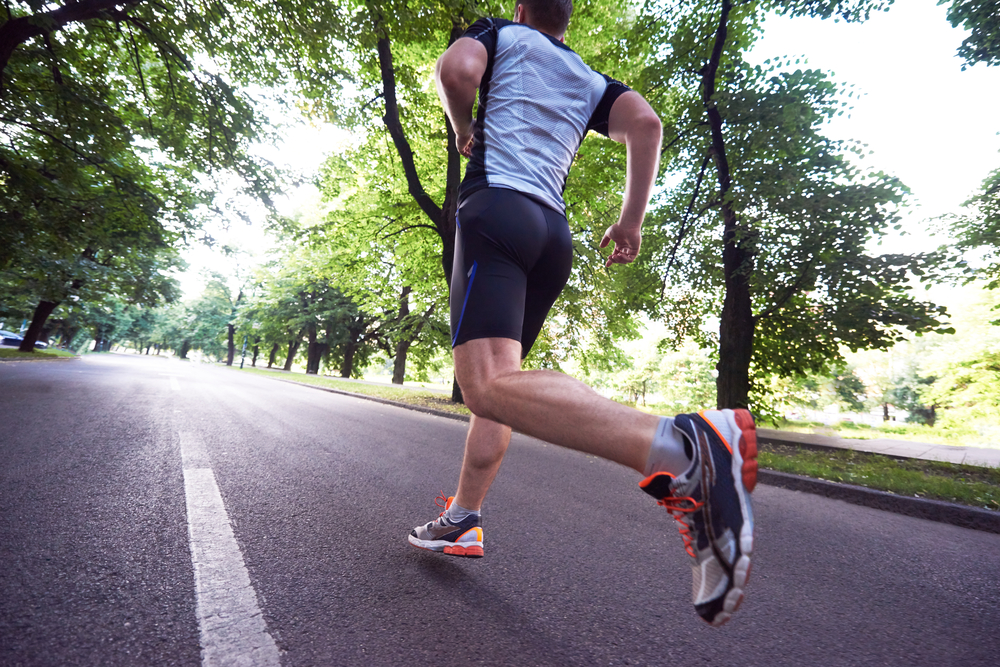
[229,366,999,512]
[0,347,76,360]
[760,443,1000,511]
[232,366,472,416]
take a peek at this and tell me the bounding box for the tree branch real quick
[0,0,143,89]
[754,257,818,323]
[374,25,442,226]
[664,151,713,275]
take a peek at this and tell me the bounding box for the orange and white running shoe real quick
[640,409,758,627]
[408,493,484,558]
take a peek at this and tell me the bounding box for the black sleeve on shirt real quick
[462,17,500,52]
[586,76,632,137]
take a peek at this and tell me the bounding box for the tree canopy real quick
[5,0,994,418]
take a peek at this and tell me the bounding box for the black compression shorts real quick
[450,188,573,357]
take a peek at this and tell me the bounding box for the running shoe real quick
[640,409,758,627]
[408,493,484,558]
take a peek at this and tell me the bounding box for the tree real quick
[185,276,239,361]
[634,0,948,410]
[236,239,392,377]
[0,1,299,350]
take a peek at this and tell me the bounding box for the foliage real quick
[952,168,1000,286]
[945,0,1000,288]
[0,0,309,350]
[941,0,1000,68]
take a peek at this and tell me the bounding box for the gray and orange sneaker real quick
[408,493,484,558]
[640,409,758,627]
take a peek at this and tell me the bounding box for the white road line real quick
[180,432,281,667]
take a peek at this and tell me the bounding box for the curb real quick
[257,373,1000,534]
[758,470,1000,535]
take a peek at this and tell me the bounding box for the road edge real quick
[758,470,1000,534]
[259,373,1000,534]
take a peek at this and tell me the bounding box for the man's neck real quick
[512,6,566,42]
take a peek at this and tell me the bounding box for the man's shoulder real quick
[465,17,515,34]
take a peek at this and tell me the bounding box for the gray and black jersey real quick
[459,18,631,214]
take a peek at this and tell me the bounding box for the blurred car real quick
[0,330,21,346]
[0,329,48,349]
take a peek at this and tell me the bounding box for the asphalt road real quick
[2,354,998,667]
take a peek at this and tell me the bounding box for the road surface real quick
[2,354,998,666]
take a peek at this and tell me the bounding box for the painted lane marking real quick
[180,432,281,667]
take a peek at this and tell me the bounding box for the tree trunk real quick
[392,339,411,385]
[283,338,301,371]
[716,244,754,408]
[391,287,412,385]
[251,344,259,367]
[375,23,463,397]
[226,323,236,366]
[144,343,152,355]
[341,339,357,378]
[883,402,890,422]
[451,378,464,404]
[305,324,328,375]
[179,340,191,360]
[268,342,279,369]
[19,300,58,351]
[700,0,755,409]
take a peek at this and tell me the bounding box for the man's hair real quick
[515,0,573,36]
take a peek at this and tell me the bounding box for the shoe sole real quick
[698,408,758,627]
[408,532,484,558]
[704,554,751,627]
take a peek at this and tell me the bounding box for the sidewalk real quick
[758,428,1000,468]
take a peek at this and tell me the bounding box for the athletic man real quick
[407,0,758,627]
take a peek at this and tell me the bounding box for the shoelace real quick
[434,491,450,517]
[657,495,704,558]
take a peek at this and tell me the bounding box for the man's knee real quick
[458,376,495,420]
[453,337,522,419]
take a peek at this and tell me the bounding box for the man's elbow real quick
[634,109,662,144]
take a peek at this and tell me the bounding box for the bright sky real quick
[176,0,1000,296]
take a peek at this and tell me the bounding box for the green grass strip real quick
[0,348,76,359]
[760,445,1000,511]
[231,366,472,416]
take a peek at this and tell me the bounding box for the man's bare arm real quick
[435,38,488,157]
[600,91,663,266]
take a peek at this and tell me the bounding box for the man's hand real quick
[600,222,642,267]
[456,119,477,157]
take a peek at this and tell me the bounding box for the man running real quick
[407,0,758,627]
